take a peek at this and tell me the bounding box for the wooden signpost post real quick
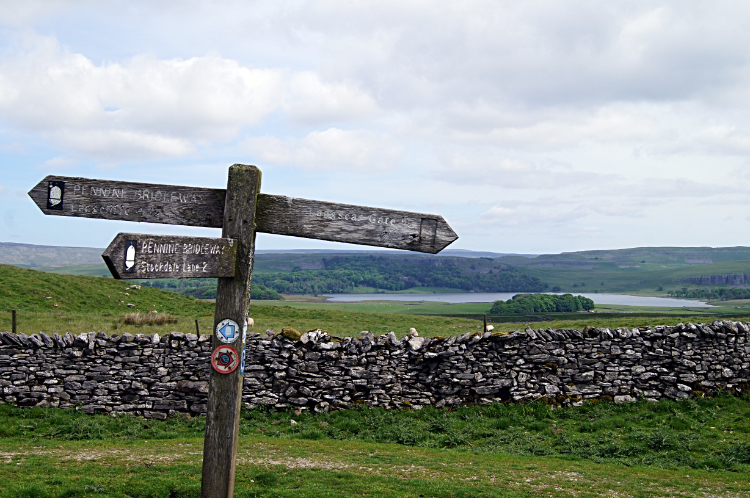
[29,164,458,498]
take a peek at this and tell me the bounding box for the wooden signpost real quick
[29,165,458,498]
[29,175,457,253]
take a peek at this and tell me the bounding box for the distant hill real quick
[0,242,104,267]
[6,242,750,295]
[0,242,529,268]
[498,246,750,267]
[256,248,535,259]
[503,249,750,294]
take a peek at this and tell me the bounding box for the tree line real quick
[668,287,750,301]
[252,255,547,294]
[490,293,595,314]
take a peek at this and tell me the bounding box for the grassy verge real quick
[5,304,750,338]
[4,438,750,498]
[1,397,750,497]
[3,396,750,471]
[0,305,483,338]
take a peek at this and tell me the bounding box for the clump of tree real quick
[490,293,595,314]
[668,287,750,301]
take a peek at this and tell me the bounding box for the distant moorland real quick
[5,242,750,298]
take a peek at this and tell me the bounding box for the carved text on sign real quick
[102,233,237,279]
[308,208,408,226]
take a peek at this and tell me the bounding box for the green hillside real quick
[519,259,750,294]
[0,242,103,267]
[0,264,211,316]
[0,265,483,337]
[36,263,112,277]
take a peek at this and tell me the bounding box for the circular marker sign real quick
[211,345,239,374]
[216,318,240,344]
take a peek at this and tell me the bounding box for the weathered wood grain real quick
[30,176,459,254]
[101,233,237,279]
[28,176,225,228]
[255,194,458,254]
[201,165,261,498]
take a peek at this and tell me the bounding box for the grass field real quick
[2,397,750,497]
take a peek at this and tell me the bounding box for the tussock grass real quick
[2,395,750,473]
[121,311,178,327]
[2,398,750,496]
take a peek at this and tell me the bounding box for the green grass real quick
[8,438,748,498]
[0,264,480,337]
[0,264,211,316]
[3,396,750,471]
[0,305,484,338]
[2,398,750,497]
[0,265,484,337]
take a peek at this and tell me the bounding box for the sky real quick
[1,1,750,255]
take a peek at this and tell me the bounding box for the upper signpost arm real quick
[28,175,459,254]
[28,175,225,228]
[254,194,458,254]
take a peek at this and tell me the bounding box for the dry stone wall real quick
[1,320,749,419]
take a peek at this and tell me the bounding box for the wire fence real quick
[0,309,213,336]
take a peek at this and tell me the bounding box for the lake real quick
[322,292,713,308]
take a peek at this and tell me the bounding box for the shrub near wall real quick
[0,320,749,418]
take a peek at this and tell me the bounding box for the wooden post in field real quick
[483,314,487,333]
[201,165,261,498]
[195,319,200,335]
[12,310,16,334]
[29,163,457,498]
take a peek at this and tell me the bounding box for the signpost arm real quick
[201,164,261,498]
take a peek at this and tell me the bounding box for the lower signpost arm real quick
[201,164,261,498]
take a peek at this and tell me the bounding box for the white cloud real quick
[38,156,77,170]
[285,72,380,125]
[0,34,381,162]
[480,202,593,227]
[241,128,403,170]
[0,36,283,159]
[0,0,73,26]
[438,153,604,189]
[293,1,750,107]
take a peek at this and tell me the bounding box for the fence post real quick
[195,319,200,335]
[12,309,16,334]
[483,314,487,333]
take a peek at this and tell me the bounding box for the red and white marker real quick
[211,345,239,374]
